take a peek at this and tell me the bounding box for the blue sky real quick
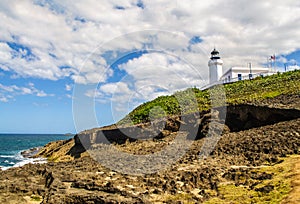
[1,0,300,133]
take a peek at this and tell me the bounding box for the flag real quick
[270,55,276,60]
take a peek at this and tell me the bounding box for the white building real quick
[220,66,275,83]
[208,48,276,84]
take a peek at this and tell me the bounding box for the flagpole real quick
[270,56,273,72]
[274,54,276,72]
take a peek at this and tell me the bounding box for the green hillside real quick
[119,70,300,125]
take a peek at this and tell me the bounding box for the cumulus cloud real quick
[0,82,53,102]
[1,0,300,98]
[118,52,206,91]
[100,82,132,95]
[85,52,207,116]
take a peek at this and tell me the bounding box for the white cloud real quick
[85,52,206,117]
[288,65,300,71]
[0,97,9,102]
[85,89,104,98]
[21,87,33,95]
[1,0,300,91]
[86,82,134,104]
[118,52,206,92]
[100,82,132,95]
[65,84,72,91]
[0,82,53,102]
[66,94,72,99]
[36,91,48,97]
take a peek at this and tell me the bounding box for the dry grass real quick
[204,155,300,204]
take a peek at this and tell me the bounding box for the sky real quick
[1,0,300,134]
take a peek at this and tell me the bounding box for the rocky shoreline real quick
[0,147,46,172]
[0,94,300,203]
[21,147,42,158]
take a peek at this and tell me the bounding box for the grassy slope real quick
[119,70,300,125]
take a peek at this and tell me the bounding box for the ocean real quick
[0,134,73,170]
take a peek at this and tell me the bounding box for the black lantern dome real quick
[210,48,221,60]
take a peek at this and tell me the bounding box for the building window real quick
[228,76,231,82]
[238,74,242,81]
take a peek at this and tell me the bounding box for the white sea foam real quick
[0,150,47,171]
[0,166,10,171]
[12,157,47,168]
[0,155,15,158]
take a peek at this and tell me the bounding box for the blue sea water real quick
[0,134,73,170]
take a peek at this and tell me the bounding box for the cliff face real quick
[0,94,300,203]
[1,118,300,203]
[34,137,88,162]
[36,96,300,163]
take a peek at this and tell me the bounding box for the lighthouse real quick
[208,48,223,84]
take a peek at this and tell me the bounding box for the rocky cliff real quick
[0,94,300,203]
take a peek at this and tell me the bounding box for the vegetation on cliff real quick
[119,70,300,125]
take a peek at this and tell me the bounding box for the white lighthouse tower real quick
[208,48,223,84]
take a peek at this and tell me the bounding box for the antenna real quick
[284,63,288,72]
[248,62,252,79]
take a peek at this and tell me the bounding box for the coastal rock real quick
[1,94,300,203]
[34,138,87,162]
[1,118,299,203]
[21,147,41,158]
